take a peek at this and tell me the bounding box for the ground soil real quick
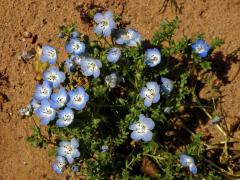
[0,0,240,179]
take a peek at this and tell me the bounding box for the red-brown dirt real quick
[0,0,239,179]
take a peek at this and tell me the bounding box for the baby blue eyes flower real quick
[30,98,41,112]
[191,39,210,58]
[210,115,221,125]
[140,81,160,107]
[180,154,197,175]
[80,58,102,78]
[50,87,68,109]
[107,48,121,63]
[144,48,161,67]
[35,99,56,125]
[56,107,74,127]
[94,11,116,37]
[70,31,80,38]
[116,28,142,47]
[65,57,75,72]
[65,38,86,55]
[34,81,52,101]
[43,66,66,88]
[67,86,89,110]
[129,114,155,142]
[101,145,109,153]
[40,45,57,64]
[72,54,87,66]
[71,165,79,172]
[161,77,174,95]
[57,138,80,164]
[52,156,67,174]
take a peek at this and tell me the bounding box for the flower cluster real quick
[26,10,214,176]
[52,138,80,174]
[32,35,91,126]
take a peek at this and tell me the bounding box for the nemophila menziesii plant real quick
[21,9,240,179]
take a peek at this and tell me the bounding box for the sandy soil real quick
[0,0,240,179]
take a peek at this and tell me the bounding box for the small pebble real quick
[23,31,32,38]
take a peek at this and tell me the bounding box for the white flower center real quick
[122,32,132,41]
[43,107,53,117]
[47,49,56,58]
[57,162,65,169]
[57,97,66,106]
[185,158,194,166]
[40,88,49,96]
[150,54,159,63]
[196,45,204,53]
[72,42,81,51]
[64,145,74,155]
[136,123,147,134]
[99,20,109,29]
[145,88,155,100]
[73,95,82,104]
[87,62,97,72]
[63,114,73,122]
[47,73,58,82]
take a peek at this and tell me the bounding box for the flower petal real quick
[71,138,79,148]
[130,131,142,141]
[141,130,153,142]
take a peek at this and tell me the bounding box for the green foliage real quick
[27,17,232,179]
[151,17,180,45]
[186,133,204,156]
[27,126,47,148]
[211,38,224,50]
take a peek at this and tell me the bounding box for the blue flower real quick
[57,138,80,164]
[72,54,87,66]
[144,48,161,67]
[129,114,155,142]
[101,145,109,153]
[70,31,80,38]
[80,58,102,78]
[210,116,221,125]
[161,77,173,95]
[34,81,52,101]
[52,156,67,174]
[180,154,197,175]
[40,45,57,64]
[116,28,142,47]
[107,48,121,63]
[140,81,160,107]
[71,165,79,172]
[50,87,68,109]
[94,11,116,37]
[65,57,75,72]
[35,99,56,125]
[191,39,210,58]
[65,38,85,55]
[67,86,89,110]
[56,107,74,127]
[43,66,66,88]
[30,98,41,112]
